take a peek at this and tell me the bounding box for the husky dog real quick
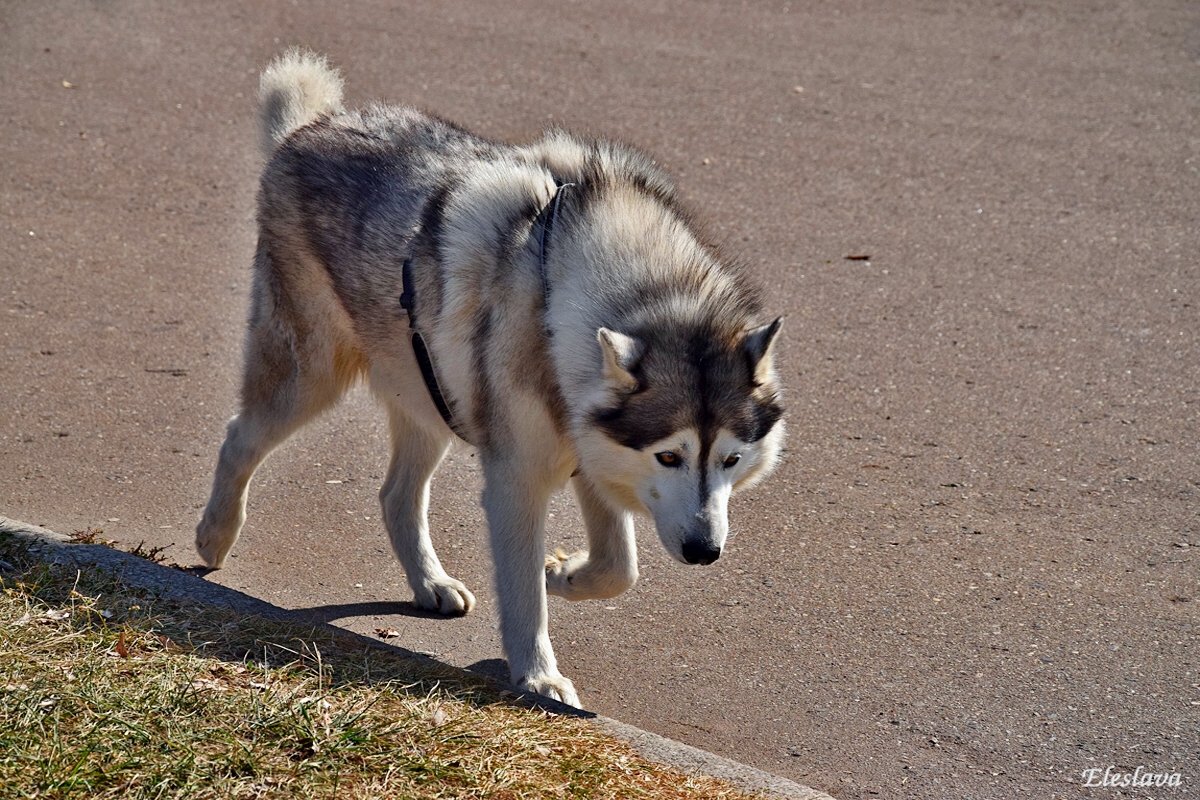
[197,50,785,706]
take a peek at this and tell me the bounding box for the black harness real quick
[400,181,574,442]
[399,255,465,439]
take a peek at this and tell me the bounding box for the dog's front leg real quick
[481,456,579,707]
[546,473,638,600]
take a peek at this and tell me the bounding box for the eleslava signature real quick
[1082,766,1184,789]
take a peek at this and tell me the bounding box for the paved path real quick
[2,2,1196,798]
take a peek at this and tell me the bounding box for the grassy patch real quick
[0,536,762,799]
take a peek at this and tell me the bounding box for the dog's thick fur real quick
[197,50,785,706]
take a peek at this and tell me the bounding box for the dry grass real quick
[0,535,764,799]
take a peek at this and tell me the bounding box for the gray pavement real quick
[2,2,1197,798]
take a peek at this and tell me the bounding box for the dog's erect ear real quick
[597,328,642,390]
[745,317,782,385]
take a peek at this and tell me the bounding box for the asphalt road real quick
[2,2,1197,798]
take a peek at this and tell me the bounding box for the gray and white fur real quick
[197,50,785,706]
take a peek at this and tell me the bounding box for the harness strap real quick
[400,256,468,441]
[400,180,575,451]
[537,181,575,307]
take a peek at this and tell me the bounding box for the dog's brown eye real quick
[722,453,741,469]
[655,451,682,468]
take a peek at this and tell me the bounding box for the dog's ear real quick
[597,328,642,390]
[744,317,782,385]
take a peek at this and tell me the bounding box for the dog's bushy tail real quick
[258,48,344,157]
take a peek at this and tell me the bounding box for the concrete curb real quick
[0,516,835,800]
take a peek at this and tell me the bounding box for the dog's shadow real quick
[284,606,580,713]
[289,600,510,678]
[292,599,464,624]
[2,524,591,719]
[173,567,453,623]
[462,657,508,683]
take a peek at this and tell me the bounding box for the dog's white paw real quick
[544,548,587,597]
[195,520,237,569]
[412,575,476,615]
[517,671,581,707]
[545,548,636,600]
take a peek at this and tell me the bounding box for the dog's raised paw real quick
[545,549,587,596]
[518,672,581,708]
[545,549,636,601]
[412,575,476,615]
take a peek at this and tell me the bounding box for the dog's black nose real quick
[681,539,721,565]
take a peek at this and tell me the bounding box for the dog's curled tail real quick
[258,48,344,156]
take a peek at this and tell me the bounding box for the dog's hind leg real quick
[378,407,476,615]
[196,257,355,568]
[545,474,639,600]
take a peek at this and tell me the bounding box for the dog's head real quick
[577,319,784,564]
